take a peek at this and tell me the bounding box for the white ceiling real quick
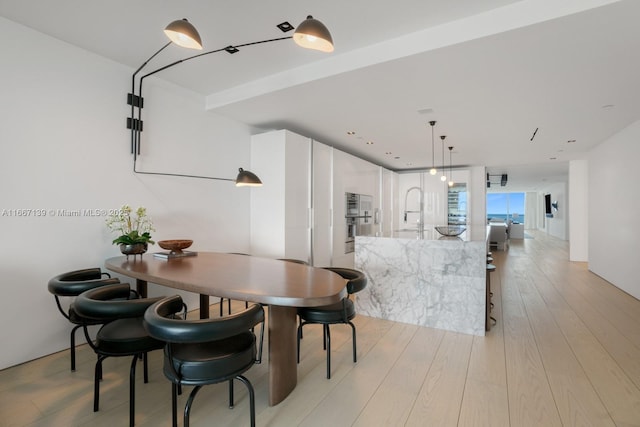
[2,0,638,192]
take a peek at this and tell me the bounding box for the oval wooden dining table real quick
[105,252,347,405]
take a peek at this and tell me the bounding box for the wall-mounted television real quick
[544,194,553,218]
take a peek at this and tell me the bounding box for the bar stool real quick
[486,264,496,331]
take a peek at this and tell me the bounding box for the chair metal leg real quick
[172,383,178,427]
[97,354,103,380]
[228,379,234,408]
[256,320,265,364]
[235,375,256,427]
[129,354,139,427]
[297,323,302,363]
[325,324,331,379]
[218,298,233,315]
[184,385,202,427]
[70,325,82,371]
[323,324,328,350]
[349,321,357,363]
[299,314,304,339]
[94,355,107,412]
[143,352,149,383]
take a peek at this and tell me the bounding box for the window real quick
[487,192,525,223]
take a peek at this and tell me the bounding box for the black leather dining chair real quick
[74,283,166,427]
[47,267,121,371]
[297,267,367,379]
[144,295,264,427]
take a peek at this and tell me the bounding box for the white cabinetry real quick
[380,168,398,237]
[249,129,387,268]
[250,130,311,262]
[311,141,333,267]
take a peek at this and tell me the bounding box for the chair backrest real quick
[144,295,265,344]
[74,283,164,321]
[48,268,120,297]
[322,267,367,295]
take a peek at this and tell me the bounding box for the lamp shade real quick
[235,168,262,187]
[293,15,334,52]
[164,19,203,50]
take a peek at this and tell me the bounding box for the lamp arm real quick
[134,41,173,77]
[138,35,293,81]
[130,42,172,154]
[133,157,234,182]
[131,35,294,157]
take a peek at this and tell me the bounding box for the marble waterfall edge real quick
[355,236,486,336]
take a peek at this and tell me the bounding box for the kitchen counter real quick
[354,227,487,336]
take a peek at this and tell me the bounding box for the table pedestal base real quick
[268,305,298,405]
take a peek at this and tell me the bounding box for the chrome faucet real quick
[403,186,424,229]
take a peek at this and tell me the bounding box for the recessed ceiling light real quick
[366,141,374,145]
[385,152,392,155]
[567,139,576,143]
[394,156,400,160]
[346,131,356,135]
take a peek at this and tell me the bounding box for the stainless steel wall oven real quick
[345,192,373,253]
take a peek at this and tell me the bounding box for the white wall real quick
[0,17,253,369]
[467,166,487,233]
[538,182,567,240]
[589,120,640,299]
[569,160,588,261]
[525,192,538,230]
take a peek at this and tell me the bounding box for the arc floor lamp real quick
[127,15,334,186]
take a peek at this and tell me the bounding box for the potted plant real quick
[106,205,155,256]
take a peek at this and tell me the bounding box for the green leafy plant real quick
[106,205,155,245]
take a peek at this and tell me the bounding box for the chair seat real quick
[164,331,256,386]
[96,318,164,356]
[298,298,355,324]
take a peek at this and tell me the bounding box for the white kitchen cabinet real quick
[380,168,398,237]
[311,140,333,267]
[250,129,386,269]
[250,130,311,262]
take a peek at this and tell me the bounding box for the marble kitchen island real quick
[354,226,487,336]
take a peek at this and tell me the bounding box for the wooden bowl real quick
[157,239,193,253]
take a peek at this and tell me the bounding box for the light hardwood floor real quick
[2,230,640,426]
